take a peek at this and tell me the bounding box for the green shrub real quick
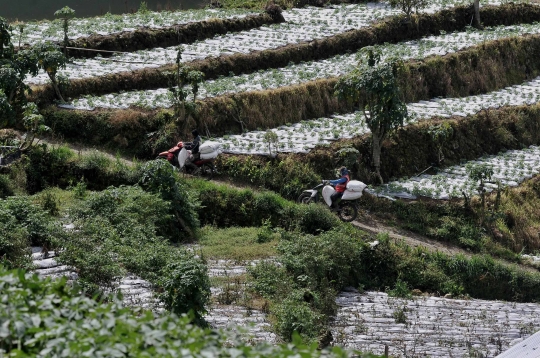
[139,160,200,239]
[158,255,211,325]
[60,185,210,316]
[291,203,341,235]
[256,218,275,243]
[192,179,340,234]
[0,174,14,198]
[278,227,365,291]
[1,196,63,248]
[274,294,324,342]
[219,155,321,199]
[248,261,293,299]
[0,206,30,269]
[387,278,412,299]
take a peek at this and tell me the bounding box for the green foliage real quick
[0,266,362,357]
[20,102,49,150]
[0,173,14,198]
[0,17,67,129]
[158,256,211,324]
[138,1,150,13]
[263,130,279,156]
[293,203,341,235]
[335,47,407,183]
[256,218,274,243]
[274,295,324,342]
[60,185,209,315]
[336,146,360,170]
[0,206,30,269]
[1,195,64,248]
[428,122,453,164]
[54,6,75,58]
[387,278,412,299]
[192,179,339,234]
[219,155,321,199]
[248,261,292,299]
[277,227,365,291]
[389,0,429,19]
[168,46,205,128]
[393,305,408,324]
[139,159,200,238]
[40,190,59,216]
[466,163,494,184]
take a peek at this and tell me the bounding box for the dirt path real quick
[352,215,470,256]
[352,214,539,273]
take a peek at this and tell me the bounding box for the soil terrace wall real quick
[65,12,284,59]
[32,3,540,105]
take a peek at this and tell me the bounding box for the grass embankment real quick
[65,12,284,59]
[43,31,540,155]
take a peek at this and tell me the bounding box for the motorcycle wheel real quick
[338,202,357,222]
[297,192,314,204]
[195,163,214,180]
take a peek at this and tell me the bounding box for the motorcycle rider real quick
[185,129,202,170]
[325,166,350,210]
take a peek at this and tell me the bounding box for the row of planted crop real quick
[66,22,540,110]
[372,146,540,200]
[11,8,256,46]
[16,0,498,46]
[205,75,540,155]
[25,0,507,85]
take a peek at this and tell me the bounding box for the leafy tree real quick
[0,17,67,150]
[35,42,68,102]
[54,6,75,57]
[20,102,50,150]
[466,162,494,219]
[169,45,204,130]
[388,0,429,20]
[159,256,211,325]
[263,130,279,157]
[428,122,454,165]
[335,47,408,184]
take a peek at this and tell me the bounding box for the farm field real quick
[3,1,540,357]
[373,146,540,200]
[207,76,540,154]
[67,23,540,110]
[17,8,257,45]
[24,0,509,85]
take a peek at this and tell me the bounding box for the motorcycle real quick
[157,141,218,180]
[297,180,367,222]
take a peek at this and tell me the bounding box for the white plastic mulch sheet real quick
[14,9,256,46]
[25,0,508,85]
[67,23,540,110]
[374,146,540,200]
[332,291,540,358]
[203,76,540,156]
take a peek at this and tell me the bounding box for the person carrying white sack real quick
[184,129,202,170]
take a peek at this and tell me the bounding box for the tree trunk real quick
[473,0,482,29]
[372,131,384,184]
[48,74,65,102]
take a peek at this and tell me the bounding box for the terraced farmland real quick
[25,0,507,84]
[3,1,540,357]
